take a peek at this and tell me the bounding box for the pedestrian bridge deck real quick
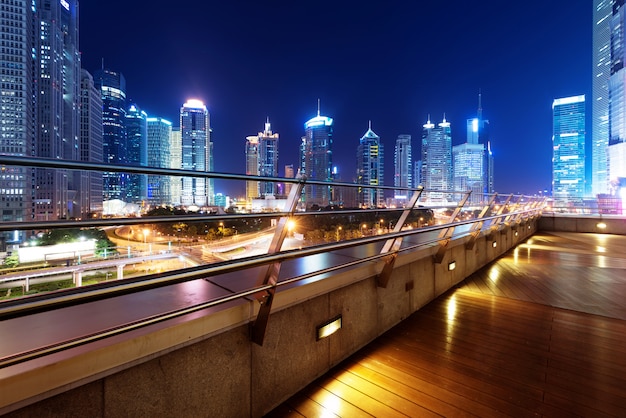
[268,231,626,417]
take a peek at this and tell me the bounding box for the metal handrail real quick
[0,207,542,369]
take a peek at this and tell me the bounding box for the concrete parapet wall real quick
[3,220,539,418]
[538,214,626,235]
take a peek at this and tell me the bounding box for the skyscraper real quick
[301,104,333,208]
[146,117,172,206]
[246,118,279,203]
[180,99,212,207]
[356,122,384,208]
[79,69,103,216]
[593,0,612,195]
[245,134,260,203]
[170,127,182,206]
[125,104,148,204]
[94,68,127,202]
[394,134,412,201]
[37,0,81,219]
[609,1,626,195]
[0,0,36,247]
[552,95,586,198]
[258,119,279,197]
[453,95,491,204]
[421,116,453,203]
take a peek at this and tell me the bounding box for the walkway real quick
[267,232,626,417]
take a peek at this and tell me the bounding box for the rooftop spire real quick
[478,88,483,120]
[264,116,271,133]
[368,120,372,130]
[317,98,321,117]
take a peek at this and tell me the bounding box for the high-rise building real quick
[284,164,295,196]
[94,68,127,201]
[258,119,279,197]
[552,95,586,198]
[79,69,103,216]
[394,134,412,201]
[301,104,333,207]
[37,0,81,220]
[245,134,260,203]
[180,99,212,207]
[452,94,493,203]
[593,0,612,195]
[421,116,453,203]
[356,122,384,208]
[170,127,182,206]
[125,104,148,204]
[609,1,626,194]
[0,0,36,247]
[246,118,279,203]
[146,117,172,206]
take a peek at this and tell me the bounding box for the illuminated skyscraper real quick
[301,103,333,207]
[258,119,279,196]
[245,134,260,203]
[246,118,279,202]
[453,94,491,203]
[147,117,172,206]
[593,0,612,195]
[552,95,586,198]
[37,0,81,219]
[180,99,212,207]
[609,1,626,194]
[125,104,148,204]
[356,122,384,208]
[0,0,36,247]
[421,116,453,202]
[94,68,127,201]
[394,134,412,201]
[79,69,103,216]
[170,127,182,205]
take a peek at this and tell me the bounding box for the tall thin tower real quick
[301,101,333,207]
[356,122,384,208]
[592,0,612,195]
[394,134,412,201]
[180,99,212,207]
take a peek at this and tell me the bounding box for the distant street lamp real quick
[336,226,342,242]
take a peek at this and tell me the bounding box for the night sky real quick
[79,1,591,197]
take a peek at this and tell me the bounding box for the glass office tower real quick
[609,1,626,194]
[94,68,127,202]
[146,117,172,206]
[552,95,586,199]
[180,99,212,207]
[125,104,148,204]
[79,69,103,216]
[421,116,453,203]
[356,123,384,208]
[301,106,333,208]
[593,0,612,195]
[245,134,260,203]
[258,119,279,197]
[37,0,81,219]
[0,0,36,248]
[394,134,412,201]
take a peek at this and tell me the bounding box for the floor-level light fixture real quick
[316,315,342,340]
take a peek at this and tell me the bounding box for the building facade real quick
[552,95,586,198]
[421,116,453,203]
[125,104,148,204]
[180,99,212,208]
[170,127,182,206]
[356,123,384,208]
[394,134,412,201]
[146,117,172,206]
[0,0,36,247]
[301,107,333,208]
[258,119,279,197]
[36,0,81,220]
[245,134,260,203]
[609,1,626,195]
[79,69,103,216]
[593,0,612,196]
[94,68,127,202]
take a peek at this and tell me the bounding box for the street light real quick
[336,226,342,242]
[361,223,367,236]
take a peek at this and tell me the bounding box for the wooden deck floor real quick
[267,232,626,417]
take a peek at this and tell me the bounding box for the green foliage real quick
[3,254,18,268]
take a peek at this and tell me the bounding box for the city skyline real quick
[79,1,590,196]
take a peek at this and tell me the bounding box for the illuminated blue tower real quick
[552,95,586,198]
[125,104,148,204]
[421,115,453,203]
